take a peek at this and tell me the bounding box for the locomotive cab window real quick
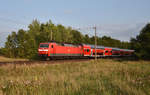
[51,45,53,48]
[40,44,49,48]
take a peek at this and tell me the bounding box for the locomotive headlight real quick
[38,49,48,51]
[44,49,48,51]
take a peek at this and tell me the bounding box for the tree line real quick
[130,23,150,60]
[0,20,150,59]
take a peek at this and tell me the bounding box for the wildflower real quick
[10,80,13,83]
[35,76,38,81]
[2,85,6,89]
[24,80,31,86]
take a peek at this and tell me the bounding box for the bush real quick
[0,48,6,56]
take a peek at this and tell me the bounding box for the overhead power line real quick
[73,25,98,63]
[93,26,97,63]
[0,16,26,25]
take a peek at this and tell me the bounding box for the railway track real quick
[0,57,135,67]
[0,59,92,66]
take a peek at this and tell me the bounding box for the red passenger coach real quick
[104,47,112,56]
[120,49,134,56]
[82,44,91,56]
[111,48,121,56]
[88,45,105,57]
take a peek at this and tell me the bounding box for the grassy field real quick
[0,56,28,62]
[0,59,150,95]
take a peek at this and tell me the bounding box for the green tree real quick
[17,29,27,57]
[0,47,6,55]
[84,34,91,44]
[71,30,84,44]
[5,32,18,57]
[131,23,150,59]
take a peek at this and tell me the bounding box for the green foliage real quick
[0,48,2,55]
[0,48,6,55]
[4,19,130,59]
[0,59,150,95]
[131,23,150,59]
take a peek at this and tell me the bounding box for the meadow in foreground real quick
[0,59,150,95]
[0,56,28,62]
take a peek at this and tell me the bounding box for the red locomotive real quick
[38,42,134,59]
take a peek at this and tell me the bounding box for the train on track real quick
[38,42,134,60]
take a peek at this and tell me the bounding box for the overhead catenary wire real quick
[93,26,97,63]
[73,25,98,63]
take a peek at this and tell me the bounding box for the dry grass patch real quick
[0,56,28,62]
[0,59,150,95]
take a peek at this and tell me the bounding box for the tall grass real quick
[0,59,150,95]
[0,56,28,62]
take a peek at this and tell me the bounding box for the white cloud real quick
[64,10,73,15]
[96,22,146,41]
[80,22,146,41]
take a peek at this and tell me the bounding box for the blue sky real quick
[0,0,150,47]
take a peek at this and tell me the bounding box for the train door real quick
[84,48,91,56]
[105,48,112,56]
[50,44,54,56]
[105,50,109,56]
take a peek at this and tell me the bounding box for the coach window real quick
[51,45,53,48]
[105,51,108,53]
[87,49,90,52]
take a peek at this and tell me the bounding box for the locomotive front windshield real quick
[40,44,49,48]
